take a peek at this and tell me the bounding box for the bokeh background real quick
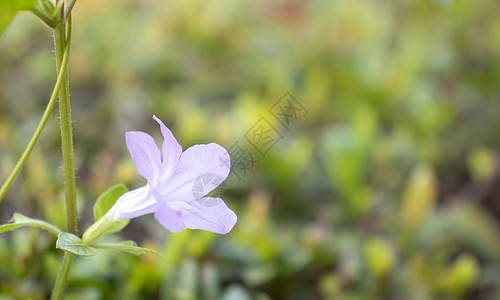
[1,0,500,299]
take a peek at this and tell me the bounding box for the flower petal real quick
[109,185,156,220]
[169,197,237,234]
[155,200,186,233]
[152,115,182,183]
[126,131,161,183]
[159,143,230,201]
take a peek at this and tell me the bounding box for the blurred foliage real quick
[1,0,500,299]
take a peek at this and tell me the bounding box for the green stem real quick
[54,16,78,235]
[63,0,77,21]
[50,252,75,300]
[0,23,71,203]
[50,15,77,300]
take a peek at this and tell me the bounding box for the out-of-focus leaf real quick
[201,262,220,300]
[186,231,215,257]
[467,146,496,181]
[318,273,341,298]
[0,0,39,36]
[244,264,279,287]
[220,284,252,300]
[353,104,378,152]
[364,237,395,278]
[56,232,97,256]
[443,254,479,297]
[175,258,198,299]
[419,203,500,261]
[93,240,161,257]
[0,213,61,236]
[400,163,437,229]
[321,105,378,216]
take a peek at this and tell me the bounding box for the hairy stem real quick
[54,17,77,235]
[50,15,77,300]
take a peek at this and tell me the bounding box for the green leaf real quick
[0,213,61,236]
[94,184,128,220]
[56,232,97,256]
[363,237,395,278]
[93,183,129,234]
[31,0,56,28]
[93,240,161,257]
[400,163,437,229]
[0,0,40,36]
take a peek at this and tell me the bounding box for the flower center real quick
[154,179,163,190]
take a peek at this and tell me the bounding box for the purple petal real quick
[159,143,230,201]
[152,115,182,183]
[169,197,237,234]
[126,131,161,183]
[155,200,186,233]
[110,185,156,220]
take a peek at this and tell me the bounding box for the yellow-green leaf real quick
[94,184,128,221]
[0,0,39,36]
[400,163,437,229]
[93,240,161,257]
[0,213,61,236]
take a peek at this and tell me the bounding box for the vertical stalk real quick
[50,14,77,300]
[50,253,75,300]
[54,19,78,235]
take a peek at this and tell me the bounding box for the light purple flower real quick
[106,116,237,234]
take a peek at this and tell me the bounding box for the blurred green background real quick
[1,0,500,299]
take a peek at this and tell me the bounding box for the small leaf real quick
[467,146,496,181]
[0,213,61,236]
[92,184,129,234]
[443,254,479,296]
[400,163,437,229]
[56,232,96,256]
[0,0,40,36]
[363,237,395,278]
[30,0,56,28]
[94,184,128,221]
[93,240,161,257]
